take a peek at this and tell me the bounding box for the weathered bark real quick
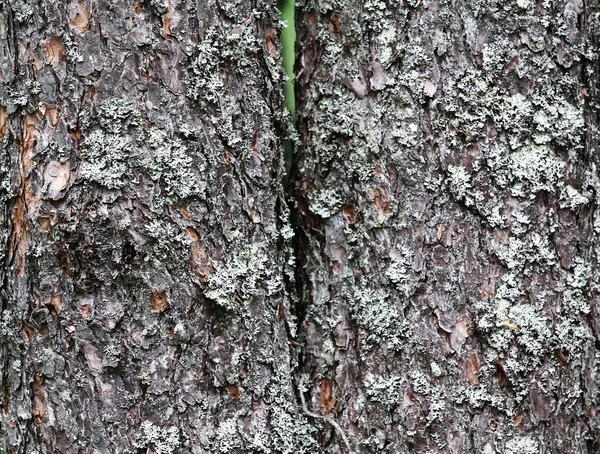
[2,0,600,453]
[294,0,600,452]
[0,1,317,453]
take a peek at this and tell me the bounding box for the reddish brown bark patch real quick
[320,378,336,413]
[69,1,91,34]
[43,36,66,66]
[465,352,480,386]
[32,377,46,426]
[342,205,357,224]
[46,294,64,313]
[0,106,7,136]
[80,304,92,320]
[22,324,36,341]
[187,228,213,282]
[373,187,389,214]
[226,384,242,399]
[151,290,168,313]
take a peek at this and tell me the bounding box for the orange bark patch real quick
[80,304,92,320]
[226,384,242,399]
[320,378,336,413]
[186,228,213,282]
[32,376,46,426]
[342,205,356,224]
[0,106,7,136]
[151,290,168,313]
[22,324,36,341]
[330,14,341,35]
[373,187,389,214]
[43,36,66,66]
[465,352,480,385]
[69,1,91,34]
[10,114,40,275]
[265,28,279,58]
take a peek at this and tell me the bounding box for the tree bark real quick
[294,0,600,452]
[2,0,600,453]
[0,1,316,453]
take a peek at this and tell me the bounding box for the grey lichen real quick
[141,128,203,199]
[504,436,540,454]
[80,130,129,189]
[204,243,282,311]
[133,420,180,454]
[79,98,138,188]
[350,286,410,351]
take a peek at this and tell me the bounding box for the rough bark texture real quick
[0,1,316,453]
[294,0,600,453]
[2,0,600,453]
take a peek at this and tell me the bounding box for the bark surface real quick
[294,0,600,452]
[0,1,316,453]
[2,0,600,453]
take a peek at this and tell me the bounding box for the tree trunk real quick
[2,0,600,453]
[294,0,600,452]
[0,1,316,453]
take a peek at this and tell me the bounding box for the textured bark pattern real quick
[295,0,600,452]
[0,1,317,453]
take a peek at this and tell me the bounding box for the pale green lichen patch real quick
[508,145,564,198]
[505,436,539,454]
[133,420,180,454]
[446,164,472,201]
[205,243,282,311]
[350,287,410,351]
[364,372,403,406]
[409,371,446,425]
[308,188,343,219]
[97,98,139,133]
[80,130,129,189]
[141,128,204,199]
[79,98,139,189]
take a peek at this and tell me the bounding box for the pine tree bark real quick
[2,0,600,453]
[294,0,600,452]
[0,1,316,453]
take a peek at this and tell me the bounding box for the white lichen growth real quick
[447,165,472,201]
[134,420,180,454]
[364,372,403,406]
[509,145,564,198]
[142,128,203,199]
[80,130,129,189]
[309,188,343,219]
[350,287,409,351]
[205,243,281,310]
[505,436,539,454]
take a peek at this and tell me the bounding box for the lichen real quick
[508,145,564,198]
[79,130,129,189]
[308,188,343,219]
[364,372,403,406]
[141,128,203,199]
[133,420,180,454]
[205,243,281,311]
[350,286,410,351]
[504,436,539,454]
